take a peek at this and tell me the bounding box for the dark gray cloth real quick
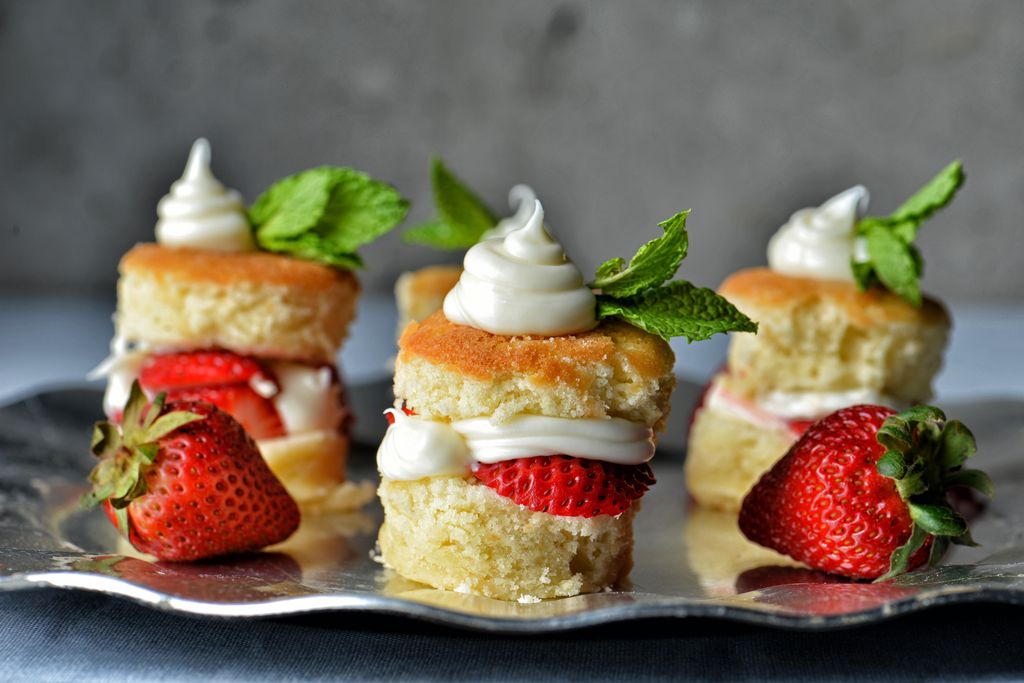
[1,589,1022,682]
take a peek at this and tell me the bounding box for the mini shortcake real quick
[686,162,964,511]
[91,139,408,510]
[377,196,754,600]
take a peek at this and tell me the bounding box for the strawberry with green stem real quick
[83,381,300,561]
[739,404,992,580]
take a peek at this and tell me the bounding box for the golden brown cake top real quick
[719,267,949,328]
[120,243,360,293]
[399,311,674,387]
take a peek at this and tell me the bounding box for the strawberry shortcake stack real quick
[377,197,754,600]
[92,139,408,510]
[686,163,963,511]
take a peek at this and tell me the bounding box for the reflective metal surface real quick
[2,384,1024,632]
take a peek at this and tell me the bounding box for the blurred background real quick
[1,0,1022,397]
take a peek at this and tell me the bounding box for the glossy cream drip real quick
[766,185,870,281]
[376,411,654,481]
[376,409,473,480]
[155,138,254,251]
[442,199,597,335]
[88,337,149,418]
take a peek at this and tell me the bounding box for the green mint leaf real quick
[596,280,757,342]
[403,219,482,250]
[591,211,690,297]
[888,160,965,225]
[864,223,922,306]
[854,161,964,306]
[251,166,409,268]
[404,158,497,250]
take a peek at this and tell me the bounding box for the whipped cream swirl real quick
[481,184,538,240]
[443,199,597,336]
[155,138,254,251]
[376,410,654,481]
[766,185,870,281]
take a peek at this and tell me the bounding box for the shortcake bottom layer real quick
[377,476,636,601]
[685,407,797,512]
[258,430,364,510]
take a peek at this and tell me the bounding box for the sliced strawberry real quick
[472,455,655,518]
[140,351,275,393]
[164,384,285,440]
[385,405,416,425]
[786,418,816,436]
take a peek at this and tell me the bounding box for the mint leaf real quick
[251,166,409,268]
[596,280,757,342]
[889,160,965,224]
[403,158,497,250]
[591,211,690,297]
[853,161,964,305]
[864,223,922,306]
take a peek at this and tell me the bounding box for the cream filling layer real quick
[376,410,654,481]
[703,375,905,434]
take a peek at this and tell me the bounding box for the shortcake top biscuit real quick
[116,244,359,364]
[395,312,675,428]
[394,265,463,338]
[720,268,950,400]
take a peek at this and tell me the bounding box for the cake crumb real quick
[453,581,472,594]
[517,594,542,604]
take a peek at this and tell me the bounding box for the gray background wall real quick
[2,0,1022,301]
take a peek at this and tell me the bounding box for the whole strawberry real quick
[738,404,991,580]
[82,381,300,561]
[472,455,655,518]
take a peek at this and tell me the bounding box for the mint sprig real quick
[853,160,964,306]
[590,212,757,342]
[404,158,498,250]
[250,166,410,269]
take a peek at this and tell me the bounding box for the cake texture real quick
[685,267,951,511]
[377,475,636,600]
[720,268,950,400]
[117,244,360,364]
[395,312,676,428]
[394,265,463,339]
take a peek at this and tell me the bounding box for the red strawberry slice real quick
[472,455,655,518]
[385,405,416,424]
[164,385,285,440]
[140,351,276,393]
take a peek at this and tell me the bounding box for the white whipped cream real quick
[377,409,473,480]
[88,337,149,418]
[703,374,905,434]
[376,411,654,481]
[155,138,254,251]
[481,184,537,240]
[443,199,597,336]
[452,415,654,465]
[766,185,870,281]
[266,362,345,434]
[757,388,905,419]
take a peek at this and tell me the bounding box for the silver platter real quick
[2,382,1024,632]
